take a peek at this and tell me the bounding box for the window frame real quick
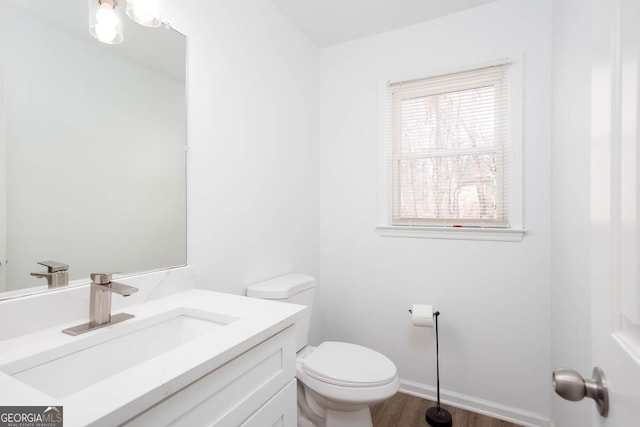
[376,58,525,242]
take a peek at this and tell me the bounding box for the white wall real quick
[1,4,186,291]
[550,0,593,425]
[162,0,321,342]
[319,0,552,420]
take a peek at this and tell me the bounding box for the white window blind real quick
[387,64,511,227]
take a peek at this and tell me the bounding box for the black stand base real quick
[426,406,453,427]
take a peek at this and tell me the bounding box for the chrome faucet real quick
[62,273,138,336]
[89,273,138,327]
[30,260,69,288]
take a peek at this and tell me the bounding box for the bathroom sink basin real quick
[0,308,237,398]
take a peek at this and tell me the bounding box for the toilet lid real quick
[301,342,397,388]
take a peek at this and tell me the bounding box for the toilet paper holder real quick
[408,308,439,316]
[408,307,452,427]
[408,308,436,313]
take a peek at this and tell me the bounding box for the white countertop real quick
[0,289,307,426]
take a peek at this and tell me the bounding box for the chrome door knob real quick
[553,367,609,417]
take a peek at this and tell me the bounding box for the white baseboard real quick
[399,379,553,427]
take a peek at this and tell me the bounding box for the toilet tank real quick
[246,274,316,351]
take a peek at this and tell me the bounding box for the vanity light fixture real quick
[125,0,161,28]
[89,0,162,45]
[88,0,124,44]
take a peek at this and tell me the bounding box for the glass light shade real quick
[89,0,124,44]
[125,0,161,28]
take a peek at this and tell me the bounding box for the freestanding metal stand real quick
[425,311,452,427]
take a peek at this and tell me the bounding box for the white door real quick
[590,0,640,424]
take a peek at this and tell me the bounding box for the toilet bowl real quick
[247,274,399,427]
[296,342,399,426]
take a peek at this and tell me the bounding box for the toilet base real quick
[297,380,375,427]
[297,406,373,427]
[326,407,372,427]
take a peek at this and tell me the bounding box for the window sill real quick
[375,225,526,242]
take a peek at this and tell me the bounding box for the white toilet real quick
[247,274,399,427]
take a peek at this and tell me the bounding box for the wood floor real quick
[371,393,523,427]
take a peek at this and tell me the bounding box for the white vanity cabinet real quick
[0,289,307,426]
[124,325,297,426]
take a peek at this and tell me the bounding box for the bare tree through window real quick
[389,64,508,226]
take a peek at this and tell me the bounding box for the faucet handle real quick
[37,260,68,273]
[91,273,118,284]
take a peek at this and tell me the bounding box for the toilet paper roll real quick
[411,304,434,327]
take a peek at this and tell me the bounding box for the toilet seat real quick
[296,342,400,406]
[301,342,397,388]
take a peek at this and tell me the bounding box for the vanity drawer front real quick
[240,379,296,427]
[124,326,296,427]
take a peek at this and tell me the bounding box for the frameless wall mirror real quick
[0,0,187,299]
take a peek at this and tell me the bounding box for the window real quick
[378,63,524,241]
